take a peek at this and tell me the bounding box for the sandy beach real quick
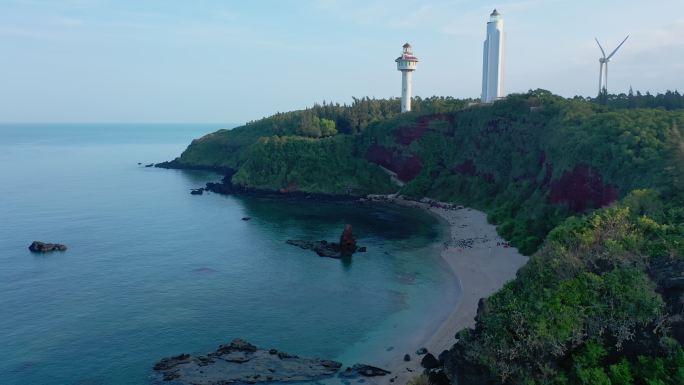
[365,195,529,385]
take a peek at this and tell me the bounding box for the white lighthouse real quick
[481,9,505,103]
[396,43,418,113]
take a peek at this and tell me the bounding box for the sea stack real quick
[339,224,357,257]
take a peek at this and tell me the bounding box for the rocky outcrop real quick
[153,339,342,384]
[203,174,360,201]
[28,241,67,253]
[339,364,391,378]
[338,224,357,257]
[420,353,439,370]
[365,144,423,183]
[286,225,364,259]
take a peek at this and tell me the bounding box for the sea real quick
[0,124,459,385]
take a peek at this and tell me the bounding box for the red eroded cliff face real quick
[365,144,423,182]
[394,114,452,145]
[550,165,619,212]
[367,113,620,213]
[365,114,455,183]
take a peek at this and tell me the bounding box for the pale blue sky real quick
[1,0,683,123]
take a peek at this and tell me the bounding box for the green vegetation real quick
[454,190,684,385]
[231,135,396,195]
[169,90,683,385]
[173,90,683,254]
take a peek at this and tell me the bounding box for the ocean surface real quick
[0,124,459,385]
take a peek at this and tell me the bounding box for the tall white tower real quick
[481,9,505,103]
[396,43,418,113]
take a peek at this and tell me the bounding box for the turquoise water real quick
[0,124,458,385]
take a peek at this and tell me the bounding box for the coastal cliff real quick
[162,91,684,385]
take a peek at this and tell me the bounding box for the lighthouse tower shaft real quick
[396,43,418,113]
[401,71,413,113]
[481,10,505,103]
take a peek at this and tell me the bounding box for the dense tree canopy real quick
[168,90,684,385]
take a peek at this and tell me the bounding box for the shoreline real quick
[154,165,529,382]
[365,195,528,385]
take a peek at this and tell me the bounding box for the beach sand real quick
[366,196,529,385]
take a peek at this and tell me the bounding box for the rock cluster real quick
[153,339,342,384]
[28,241,67,253]
[339,364,391,378]
[286,225,366,259]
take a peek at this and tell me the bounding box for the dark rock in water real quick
[137,162,142,165]
[28,241,67,253]
[339,364,391,378]
[403,354,411,362]
[358,247,367,252]
[190,188,204,195]
[286,240,339,258]
[286,224,363,259]
[154,339,342,384]
[421,353,439,370]
[415,347,428,355]
[154,353,192,371]
[242,217,252,221]
[339,224,357,257]
[145,163,154,167]
[277,351,298,359]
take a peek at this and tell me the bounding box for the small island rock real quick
[28,241,67,253]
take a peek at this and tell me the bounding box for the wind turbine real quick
[595,35,629,95]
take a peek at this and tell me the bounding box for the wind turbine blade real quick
[595,38,606,58]
[607,35,630,59]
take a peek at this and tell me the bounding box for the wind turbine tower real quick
[396,42,418,113]
[481,9,505,103]
[595,35,629,95]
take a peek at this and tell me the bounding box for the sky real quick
[1,0,683,123]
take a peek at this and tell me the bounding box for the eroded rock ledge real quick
[154,339,391,384]
[154,339,342,384]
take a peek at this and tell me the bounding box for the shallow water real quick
[0,124,459,385]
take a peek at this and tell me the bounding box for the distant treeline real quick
[246,96,474,136]
[590,89,684,110]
